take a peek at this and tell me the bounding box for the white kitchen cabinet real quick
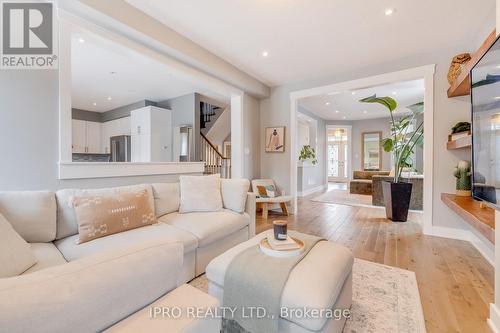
[86,121,102,154]
[72,120,102,154]
[72,120,87,153]
[130,106,172,162]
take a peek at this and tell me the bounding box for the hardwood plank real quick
[256,196,494,332]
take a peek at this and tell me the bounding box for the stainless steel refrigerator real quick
[110,135,131,162]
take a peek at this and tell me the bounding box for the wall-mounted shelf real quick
[446,134,472,150]
[441,193,495,243]
[447,29,497,98]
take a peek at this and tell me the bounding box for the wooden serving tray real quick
[259,237,305,257]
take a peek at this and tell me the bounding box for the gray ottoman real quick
[206,230,353,333]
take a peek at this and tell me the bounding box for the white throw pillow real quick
[221,179,250,213]
[0,213,37,278]
[151,183,180,217]
[179,174,223,213]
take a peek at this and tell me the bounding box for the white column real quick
[230,94,243,178]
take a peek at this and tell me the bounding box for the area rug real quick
[311,189,378,208]
[190,259,427,333]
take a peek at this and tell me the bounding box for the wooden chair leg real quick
[280,202,289,216]
[261,202,269,220]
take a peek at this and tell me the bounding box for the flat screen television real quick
[471,34,500,209]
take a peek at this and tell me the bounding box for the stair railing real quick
[200,132,231,178]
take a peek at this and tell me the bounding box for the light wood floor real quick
[256,196,494,333]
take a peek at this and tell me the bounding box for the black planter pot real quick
[382,181,413,222]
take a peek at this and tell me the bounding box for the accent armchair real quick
[251,179,292,220]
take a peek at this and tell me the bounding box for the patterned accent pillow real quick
[72,189,156,244]
[257,185,276,198]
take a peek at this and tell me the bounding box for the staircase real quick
[200,132,231,178]
[200,101,224,133]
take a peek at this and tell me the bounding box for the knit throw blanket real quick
[222,231,324,333]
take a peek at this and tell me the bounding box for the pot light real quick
[93,102,97,106]
[342,116,347,120]
[262,51,269,57]
[78,38,85,44]
[363,110,368,114]
[325,102,331,106]
[335,110,340,113]
[351,91,356,95]
[385,8,394,16]
[495,96,500,100]
[107,96,112,101]
[392,91,397,95]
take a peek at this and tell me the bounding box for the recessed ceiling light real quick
[392,91,397,95]
[495,96,500,100]
[496,65,500,69]
[261,51,269,57]
[363,110,368,114]
[385,8,394,16]
[351,91,356,95]
[335,110,340,113]
[325,102,331,106]
[343,116,347,120]
[93,102,97,106]
[107,97,112,101]
[78,38,85,43]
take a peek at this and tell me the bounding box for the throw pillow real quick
[221,178,250,213]
[179,174,223,213]
[0,213,37,278]
[257,185,276,198]
[72,189,156,244]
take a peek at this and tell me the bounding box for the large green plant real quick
[359,95,423,183]
[298,145,318,165]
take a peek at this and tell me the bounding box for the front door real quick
[328,128,349,182]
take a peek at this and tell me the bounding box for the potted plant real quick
[298,145,318,165]
[360,95,423,221]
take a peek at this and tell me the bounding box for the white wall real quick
[260,42,483,230]
[296,106,327,193]
[242,94,261,180]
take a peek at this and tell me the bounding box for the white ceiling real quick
[299,79,424,121]
[125,0,495,86]
[71,31,226,112]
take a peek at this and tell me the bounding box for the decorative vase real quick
[453,160,472,197]
[382,181,413,222]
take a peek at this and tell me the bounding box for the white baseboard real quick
[297,185,326,197]
[426,226,494,266]
[489,304,500,333]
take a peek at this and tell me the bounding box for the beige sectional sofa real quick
[0,181,256,332]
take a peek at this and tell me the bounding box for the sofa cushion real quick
[72,189,156,244]
[158,210,249,248]
[179,174,222,213]
[24,243,67,274]
[104,284,220,333]
[0,191,56,242]
[221,179,250,213]
[0,240,183,333]
[55,184,155,240]
[0,213,37,278]
[151,182,180,217]
[55,222,198,261]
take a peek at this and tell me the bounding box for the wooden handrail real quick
[200,132,228,159]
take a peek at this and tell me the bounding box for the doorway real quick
[327,126,351,182]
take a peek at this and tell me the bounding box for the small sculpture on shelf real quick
[453,160,472,197]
